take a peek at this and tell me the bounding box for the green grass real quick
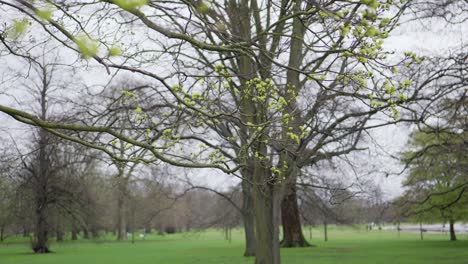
[1,226,467,264]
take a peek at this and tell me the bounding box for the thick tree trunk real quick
[280,0,307,248]
[32,68,51,254]
[241,169,256,257]
[252,165,281,264]
[33,198,50,253]
[449,219,456,241]
[71,229,78,240]
[33,150,50,253]
[280,182,309,247]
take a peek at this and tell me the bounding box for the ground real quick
[1,226,467,264]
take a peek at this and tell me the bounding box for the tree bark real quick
[0,224,4,242]
[23,226,29,237]
[56,230,64,242]
[32,68,52,254]
[83,227,89,239]
[71,229,78,240]
[116,162,127,241]
[280,0,308,249]
[252,165,281,264]
[33,131,51,253]
[419,221,423,241]
[91,227,99,238]
[241,169,256,256]
[116,194,127,240]
[324,221,328,242]
[33,194,50,253]
[280,181,309,247]
[449,219,456,241]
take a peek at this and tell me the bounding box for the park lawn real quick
[0,227,467,264]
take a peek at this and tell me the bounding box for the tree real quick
[399,94,467,241]
[0,148,17,242]
[0,1,456,262]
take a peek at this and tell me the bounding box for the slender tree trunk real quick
[397,221,401,238]
[0,224,4,242]
[116,163,127,241]
[145,224,152,234]
[71,229,78,240]
[324,221,328,242]
[56,230,64,242]
[23,226,29,237]
[83,228,89,239]
[281,181,309,247]
[309,225,312,240]
[252,165,281,264]
[91,227,99,238]
[116,194,127,240]
[449,219,456,241]
[241,169,256,256]
[419,221,423,241]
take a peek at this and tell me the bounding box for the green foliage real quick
[113,0,148,11]
[197,2,211,14]
[6,19,30,39]
[109,45,122,56]
[360,0,380,9]
[35,6,54,21]
[400,126,468,222]
[73,35,99,59]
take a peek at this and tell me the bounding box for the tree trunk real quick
[83,228,89,239]
[91,227,99,238]
[419,221,423,241]
[116,165,127,241]
[23,226,29,237]
[324,221,328,242]
[241,169,256,257]
[33,148,50,254]
[0,225,4,242]
[32,68,51,254]
[449,219,456,241]
[71,229,78,240]
[280,0,307,247]
[33,198,50,253]
[56,230,64,242]
[252,165,281,264]
[280,181,309,247]
[116,195,127,240]
[145,224,152,234]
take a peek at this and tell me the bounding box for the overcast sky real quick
[0,7,466,200]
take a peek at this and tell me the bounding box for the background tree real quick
[399,93,467,241]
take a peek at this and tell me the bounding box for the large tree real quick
[0,0,460,262]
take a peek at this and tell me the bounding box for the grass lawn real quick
[1,226,467,264]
